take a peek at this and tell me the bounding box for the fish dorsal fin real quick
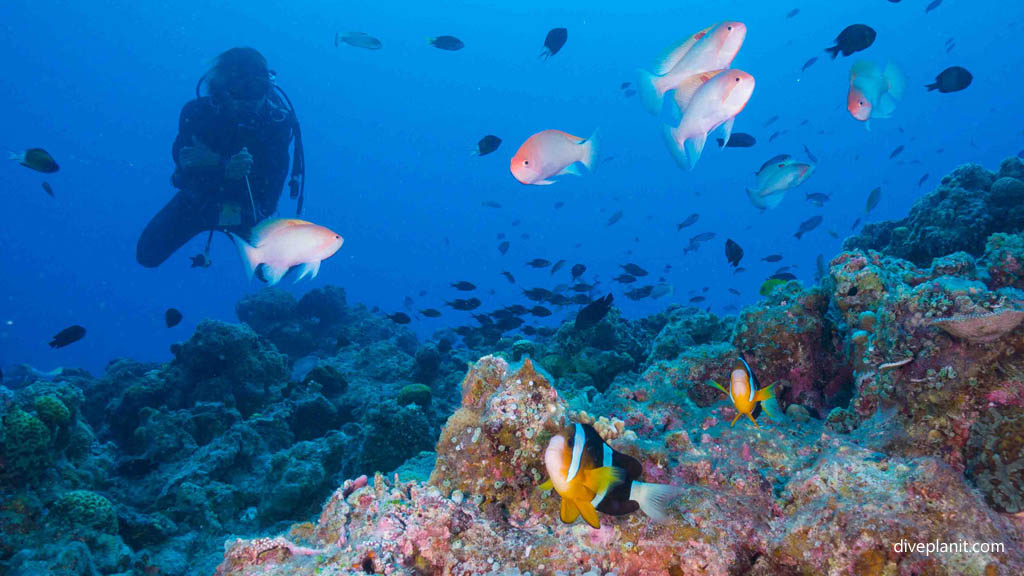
[250,218,309,242]
[759,154,792,173]
[656,25,714,74]
[849,60,880,83]
[672,70,722,113]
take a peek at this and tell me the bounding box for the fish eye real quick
[778,164,784,168]
[735,77,740,82]
[859,100,865,105]
[335,235,340,239]
[524,160,529,165]
[727,25,733,30]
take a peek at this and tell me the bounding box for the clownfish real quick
[540,422,679,528]
[706,356,782,428]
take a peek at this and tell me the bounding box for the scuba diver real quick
[136,46,305,269]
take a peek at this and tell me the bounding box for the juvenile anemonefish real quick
[707,356,782,428]
[540,422,679,528]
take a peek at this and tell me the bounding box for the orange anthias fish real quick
[541,422,678,528]
[663,69,755,170]
[706,356,782,428]
[847,60,905,128]
[230,218,344,285]
[637,21,747,115]
[510,129,599,185]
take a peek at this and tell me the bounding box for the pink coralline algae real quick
[931,308,1024,343]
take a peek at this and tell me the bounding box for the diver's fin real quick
[560,497,580,524]
[230,233,261,281]
[580,128,600,174]
[630,481,680,523]
[582,466,625,495]
[538,479,554,491]
[636,68,663,115]
[577,499,601,528]
[262,264,289,286]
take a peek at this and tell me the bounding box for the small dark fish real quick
[623,89,637,98]
[497,232,506,239]
[794,215,823,239]
[925,66,972,93]
[165,308,183,328]
[189,253,211,268]
[475,135,502,156]
[429,35,464,51]
[762,254,783,262]
[554,201,565,209]
[526,258,550,268]
[335,32,383,50]
[889,145,904,159]
[625,285,654,300]
[851,217,863,230]
[770,272,797,281]
[702,286,710,293]
[41,181,54,197]
[606,210,624,226]
[768,130,785,143]
[11,148,59,173]
[728,288,741,296]
[481,200,502,208]
[763,115,780,127]
[918,173,929,187]
[540,27,568,59]
[613,274,637,284]
[866,187,882,213]
[571,264,586,281]
[404,296,415,310]
[689,296,706,303]
[803,144,819,163]
[827,230,839,239]
[512,219,521,226]
[501,271,516,284]
[677,213,700,230]
[446,298,482,311]
[387,312,412,324]
[620,263,648,276]
[451,281,476,291]
[734,267,746,274]
[49,325,85,348]
[498,241,510,255]
[925,0,942,13]
[575,293,613,330]
[570,294,591,305]
[717,132,756,148]
[690,232,716,243]
[725,239,744,267]
[787,8,800,18]
[530,306,553,317]
[805,192,830,206]
[420,308,442,318]
[550,259,567,275]
[945,43,956,54]
[825,24,876,59]
[522,288,553,301]
[775,266,792,274]
[945,37,955,46]
[801,56,818,72]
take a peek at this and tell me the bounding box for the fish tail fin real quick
[883,62,906,100]
[538,48,550,60]
[825,45,840,60]
[629,482,680,523]
[925,81,939,92]
[637,68,663,115]
[794,231,804,240]
[580,128,600,173]
[230,232,261,281]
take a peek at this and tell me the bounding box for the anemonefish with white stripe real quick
[706,356,783,428]
[540,422,679,528]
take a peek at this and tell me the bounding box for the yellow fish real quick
[707,356,781,428]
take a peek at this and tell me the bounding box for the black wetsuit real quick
[136,96,294,268]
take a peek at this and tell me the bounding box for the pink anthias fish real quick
[230,218,344,285]
[510,129,600,185]
[746,154,815,210]
[662,69,755,170]
[637,21,747,115]
[847,60,905,129]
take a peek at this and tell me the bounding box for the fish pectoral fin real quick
[577,500,601,528]
[730,413,741,427]
[705,379,729,395]
[262,264,289,286]
[752,384,775,403]
[293,261,321,282]
[747,413,760,429]
[557,163,582,176]
[560,497,580,524]
[582,466,625,495]
[538,479,554,491]
[534,179,556,186]
[716,117,735,149]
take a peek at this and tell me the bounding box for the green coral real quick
[397,383,432,408]
[2,407,52,480]
[54,490,119,534]
[33,394,71,428]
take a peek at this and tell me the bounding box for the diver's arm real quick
[170,101,225,190]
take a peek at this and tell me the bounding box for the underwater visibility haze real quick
[2,0,1024,574]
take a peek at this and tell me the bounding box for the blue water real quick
[0,0,1020,374]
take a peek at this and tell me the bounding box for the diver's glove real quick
[225,147,254,180]
[179,135,221,171]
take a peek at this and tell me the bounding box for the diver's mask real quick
[225,70,275,118]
